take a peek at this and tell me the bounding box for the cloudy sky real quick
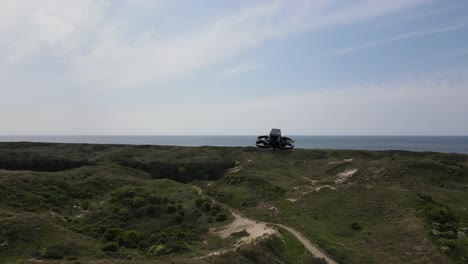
[1,0,467,135]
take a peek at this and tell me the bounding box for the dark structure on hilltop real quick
[256,129,295,150]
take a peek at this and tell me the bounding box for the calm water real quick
[1,135,468,154]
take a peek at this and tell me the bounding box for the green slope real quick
[0,142,466,263]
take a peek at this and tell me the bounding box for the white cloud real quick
[1,0,466,136]
[220,62,264,77]
[84,0,431,89]
[0,0,106,63]
[0,0,432,90]
[335,22,468,55]
[1,68,466,135]
[95,72,468,135]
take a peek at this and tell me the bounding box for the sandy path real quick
[200,210,277,258]
[335,168,358,184]
[206,210,337,263]
[274,224,338,264]
[193,185,337,263]
[215,211,277,243]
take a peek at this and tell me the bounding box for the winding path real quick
[192,185,337,264]
[274,224,337,264]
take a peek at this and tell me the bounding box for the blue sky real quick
[1,0,467,135]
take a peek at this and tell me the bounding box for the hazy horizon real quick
[1,134,468,137]
[1,1,468,135]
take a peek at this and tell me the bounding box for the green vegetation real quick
[416,194,468,261]
[0,142,467,263]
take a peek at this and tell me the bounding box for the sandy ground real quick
[275,224,338,264]
[194,185,337,264]
[229,166,242,173]
[328,158,353,165]
[295,164,359,194]
[201,211,277,258]
[215,211,277,245]
[204,210,337,264]
[335,168,359,184]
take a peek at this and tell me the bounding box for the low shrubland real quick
[0,142,467,263]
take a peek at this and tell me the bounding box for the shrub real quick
[230,229,249,238]
[131,197,146,208]
[146,205,161,216]
[40,245,66,259]
[118,208,132,221]
[118,230,143,248]
[200,201,211,212]
[166,241,187,253]
[166,205,177,214]
[104,228,122,241]
[216,212,229,222]
[102,242,119,252]
[147,244,169,256]
[172,214,184,224]
[195,198,204,208]
[428,208,457,224]
[351,222,362,231]
[81,200,90,210]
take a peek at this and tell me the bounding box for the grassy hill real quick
[0,142,467,263]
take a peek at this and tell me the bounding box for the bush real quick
[146,205,161,216]
[195,198,204,208]
[40,245,66,259]
[102,242,119,252]
[166,241,187,253]
[147,244,169,256]
[118,230,143,248]
[172,214,184,224]
[216,212,229,222]
[166,205,177,214]
[200,201,211,212]
[230,229,249,238]
[131,197,146,208]
[104,228,122,241]
[81,200,90,210]
[428,208,457,224]
[118,208,132,221]
[351,222,362,231]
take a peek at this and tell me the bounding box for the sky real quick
[1,0,468,136]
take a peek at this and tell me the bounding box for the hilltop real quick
[0,142,467,263]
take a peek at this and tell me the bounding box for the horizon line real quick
[1,134,467,137]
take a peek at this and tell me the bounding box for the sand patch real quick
[294,168,358,194]
[314,185,336,191]
[328,158,353,165]
[335,168,358,184]
[275,224,338,264]
[229,166,242,173]
[257,203,280,216]
[215,211,277,245]
[201,211,277,258]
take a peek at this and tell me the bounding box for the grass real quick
[0,142,467,263]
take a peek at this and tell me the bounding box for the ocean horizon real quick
[1,135,468,154]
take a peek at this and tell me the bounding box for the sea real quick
[1,135,468,154]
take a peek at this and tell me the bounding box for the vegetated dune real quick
[0,142,467,264]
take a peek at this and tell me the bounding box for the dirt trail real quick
[200,210,277,258]
[215,211,277,244]
[274,224,338,264]
[335,168,358,184]
[193,185,337,263]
